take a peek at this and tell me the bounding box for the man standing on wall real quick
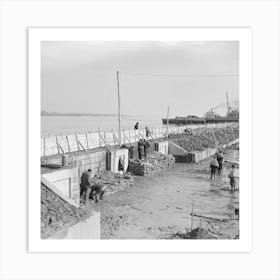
[134,122,139,130]
[80,169,92,203]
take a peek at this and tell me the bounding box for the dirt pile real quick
[171,227,216,239]
[128,151,175,176]
[41,171,134,238]
[41,184,93,239]
[92,170,134,193]
[168,125,239,151]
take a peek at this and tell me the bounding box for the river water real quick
[94,148,239,239]
[41,115,164,137]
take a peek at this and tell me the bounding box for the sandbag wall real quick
[128,152,175,176]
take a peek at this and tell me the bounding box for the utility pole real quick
[166,106,170,137]
[117,70,121,145]
[226,91,230,116]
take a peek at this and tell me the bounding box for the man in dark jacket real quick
[80,169,92,203]
[143,139,150,158]
[134,122,139,130]
[216,151,224,175]
[138,139,145,160]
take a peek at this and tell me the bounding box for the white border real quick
[28,27,252,253]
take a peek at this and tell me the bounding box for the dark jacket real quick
[80,172,91,187]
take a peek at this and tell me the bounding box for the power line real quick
[119,71,239,78]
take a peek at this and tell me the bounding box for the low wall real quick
[188,148,217,163]
[41,123,236,157]
[169,139,239,163]
[42,146,131,184]
[41,167,80,207]
[61,148,107,179]
[155,141,169,155]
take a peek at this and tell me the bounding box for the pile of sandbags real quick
[92,170,134,193]
[128,151,175,176]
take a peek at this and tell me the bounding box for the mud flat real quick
[98,146,239,239]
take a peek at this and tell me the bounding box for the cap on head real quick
[88,169,92,172]
[232,164,235,168]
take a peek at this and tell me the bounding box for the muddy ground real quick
[95,147,239,239]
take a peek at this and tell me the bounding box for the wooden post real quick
[98,129,101,147]
[166,106,170,137]
[75,133,79,151]
[56,135,60,155]
[191,200,194,230]
[43,137,46,157]
[85,133,89,149]
[66,136,71,153]
[117,71,121,145]
[188,206,191,231]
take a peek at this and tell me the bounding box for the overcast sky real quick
[41,41,239,118]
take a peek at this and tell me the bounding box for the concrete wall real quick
[188,148,217,163]
[108,148,129,174]
[155,141,169,155]
[168,141,193,163]
[62,149,107,179]
[169,139,239,163]
[41,167,80,207]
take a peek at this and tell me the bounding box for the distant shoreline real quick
[41,111,128,117]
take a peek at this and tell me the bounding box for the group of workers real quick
[134,122,151,160]
[138,138,150,160]
[80,169,106,204]
[209,150,238,192]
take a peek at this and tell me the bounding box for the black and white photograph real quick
[40,40,240,240]
[1,1,280,279]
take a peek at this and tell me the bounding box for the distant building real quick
[204,109,221,118]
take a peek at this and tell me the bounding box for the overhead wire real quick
[118,71,238,78]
